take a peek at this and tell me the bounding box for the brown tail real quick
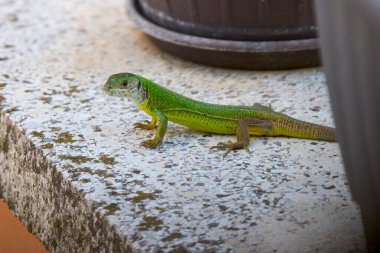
[275,116,337,142]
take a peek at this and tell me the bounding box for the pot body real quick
[139,0,316,41]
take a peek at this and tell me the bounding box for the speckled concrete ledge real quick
[0,0,366,252]
[0,112,130,252]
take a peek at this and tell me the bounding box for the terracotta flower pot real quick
[128,0,319,70]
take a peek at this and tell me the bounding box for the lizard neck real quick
[138,99,152,116]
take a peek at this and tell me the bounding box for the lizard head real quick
[104,73,147,106]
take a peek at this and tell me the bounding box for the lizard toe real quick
[140,139,161,149]
[133,123,145,129]
[210,142,229,150]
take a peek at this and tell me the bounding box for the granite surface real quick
[0,0,366,252]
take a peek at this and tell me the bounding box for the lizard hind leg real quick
[252,103,286,113]
[210,118,273,158]
[252,103,273,111]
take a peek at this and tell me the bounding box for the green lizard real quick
[104,73,336,155]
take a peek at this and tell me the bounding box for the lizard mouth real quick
[103,82,116,96]
[103,86,111,95]
[104,87,127,98]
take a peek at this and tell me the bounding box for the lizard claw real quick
[209,141,234,158]
[210,141,228,150]
[134,120,155,130]
[210,140,251,158]
[140,139,161,149]
[133,123,144,129]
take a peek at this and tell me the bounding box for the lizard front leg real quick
[134,116,157,130]
[140,109,167,148]
[211,118,273,158]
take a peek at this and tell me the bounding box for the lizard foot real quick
[210,141,235,158]
[140,139,162,149]
[210,141,250,158]
[134,120,156,130]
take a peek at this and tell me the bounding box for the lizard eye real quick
[122,80,129,88]
[137,81,141,90]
